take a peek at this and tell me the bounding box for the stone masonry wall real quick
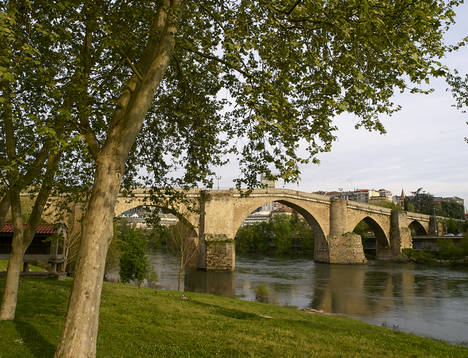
[204,235,235,271]
[328,233,367,264]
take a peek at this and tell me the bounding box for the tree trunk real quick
[54,156,123,358]
[178,257,184,291]
[0,195,10,228]
[0,147,60,318]
[0,187,24,321]
[54,2,181,356]
[0,232,24,320]
[0,81,24,321]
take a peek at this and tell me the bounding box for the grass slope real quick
[0,277,467,358]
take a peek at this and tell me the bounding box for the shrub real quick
[118,226,151,286]
[402,248,434,264]
[437,239,463,260]
[254,283,269,303]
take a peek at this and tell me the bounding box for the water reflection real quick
[184,270,235,297]
[148,250,468,345]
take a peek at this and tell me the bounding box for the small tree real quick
[118,225,151,287]
[167,222,198,291]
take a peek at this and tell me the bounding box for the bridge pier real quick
[198,191,236,271]
[203,234,235,271]
[327,199,366,264]
[390,210,412,256]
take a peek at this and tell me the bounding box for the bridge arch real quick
[350,216,391,260]
[408,220,427,236]
[231,197,329,261]
[115,201,199,236]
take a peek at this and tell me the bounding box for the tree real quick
[2,1,464,356]
[444,218,458,234]
[439,200,464,220]
[408,188,435,215]
[117,224,151,287]
[353,221,371,238]
[236,221,272,254]
[447,71,468,143]
[166,221,198,291]
[0,1,78,320]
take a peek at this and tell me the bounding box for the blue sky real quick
[216,3,468,211]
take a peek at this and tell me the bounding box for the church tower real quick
[399,189,406,209]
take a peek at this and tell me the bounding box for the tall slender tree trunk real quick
[0,222,24,320]
[54,155,123,358]
[178,256,184,291]
[0,82,24,321]
[54,2,181,356]
[0,150,60,320]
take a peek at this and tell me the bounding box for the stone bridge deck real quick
[43,188,454,272]
[112,188,450,271]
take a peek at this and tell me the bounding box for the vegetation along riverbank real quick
[399,230,468,266]
[1,277,467,357]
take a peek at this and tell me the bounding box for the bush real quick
[402,248,434,264]
[254,283,269,303]
[118,226,151,286]
[459,231,468,256]
[437,239,463,260]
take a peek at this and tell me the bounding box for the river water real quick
[148,250,468,345]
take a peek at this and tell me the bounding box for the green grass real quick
[0,260,46,272]
[0,278,467,357]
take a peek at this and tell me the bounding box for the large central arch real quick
[231,197,329,263]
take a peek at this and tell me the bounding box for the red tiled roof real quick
[0,223,56,235]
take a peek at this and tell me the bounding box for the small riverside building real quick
[0,223,64,273]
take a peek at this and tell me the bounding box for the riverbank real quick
[1,277,467,357]
[400,249,468,266]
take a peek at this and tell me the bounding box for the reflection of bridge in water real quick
[181,260,449,319]
[111,188,453,271]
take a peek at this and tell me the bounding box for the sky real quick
[215,3,468,211]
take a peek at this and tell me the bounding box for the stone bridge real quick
[113,188,444,271]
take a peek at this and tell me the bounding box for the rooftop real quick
[0,223,56,235]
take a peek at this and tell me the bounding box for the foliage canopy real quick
[1,0,462,190]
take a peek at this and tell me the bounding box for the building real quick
[260,174,277,189]
[393,189,406,207]
[241,202,294,226]
[352,189,380,203]
[0,223,64,272]
[118,206,178,228]
[316,188,393,204]
[241,211,271,226]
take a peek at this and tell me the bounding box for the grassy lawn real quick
[0,260,46,272]
[0,277,467,357]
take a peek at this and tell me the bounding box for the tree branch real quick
[286,0,303,16]
[23,150,61,249]
[106,0,183,150]
[77,6,101,159]
[180,45,252,79]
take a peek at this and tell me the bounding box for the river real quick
[147,250,468,345]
